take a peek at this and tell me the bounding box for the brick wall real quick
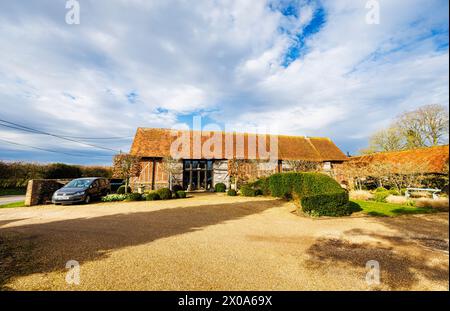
[25,179,68,206]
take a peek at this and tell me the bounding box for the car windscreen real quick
[64,179,93,188]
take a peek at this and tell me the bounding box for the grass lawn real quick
[351,200,437,217]
[0,201,25,209]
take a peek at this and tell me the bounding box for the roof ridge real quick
[353,144,449,158]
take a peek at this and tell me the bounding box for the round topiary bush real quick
[145,192,160,201]
[156,188,172,200]
[117,185,132,194]
[175,190,186,198]
[227,189,237,196]
[240,184,257,197]
[214,183,226,192]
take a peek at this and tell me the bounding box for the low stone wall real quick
[25,179,69,206]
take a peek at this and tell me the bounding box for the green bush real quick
[144,192,160,201]
[375,187,387,192]
[268,172,344,198]
[101,194,127,202]
[172,184,183,192]
[301,192,351,217]
[214,183,226,192]
[227,189,237,196]
[124,193,143,201]
[156,188,172,200]
[372,191,390,202]
[388,189,400,195]
[175,190,187,198]
[266,172,350,216]
[240,185,257,197]
[117,185,132,194]
[250,177,270,196]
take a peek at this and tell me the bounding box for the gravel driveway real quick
[0,193,448,290]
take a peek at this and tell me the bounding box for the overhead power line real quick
[0,119,121,153]
[0,138,114,159]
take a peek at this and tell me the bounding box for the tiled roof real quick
[349,145,449,173]
[130,128,348,161]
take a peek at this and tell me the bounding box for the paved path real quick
[0,195,25,205]
[0,193,448,290]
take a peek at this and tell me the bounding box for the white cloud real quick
[0,0,447,163]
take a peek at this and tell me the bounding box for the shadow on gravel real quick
[305,214,449,290]
[0,199,281,290]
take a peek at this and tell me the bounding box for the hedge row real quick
[0,161,112,189]
[245,172,351,217]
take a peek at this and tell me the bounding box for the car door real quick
[90,180,100,198]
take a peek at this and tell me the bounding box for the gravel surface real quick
[0,193,448,290]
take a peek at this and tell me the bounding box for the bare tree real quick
[361,104,449,154]
[112,153,141,193]
[160,157,182,190]
[363,126,405,153]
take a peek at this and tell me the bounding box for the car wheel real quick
[84,195,91,204]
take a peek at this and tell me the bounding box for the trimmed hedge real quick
[156,188,172,200]
[117,185,132,194]
[145,192,161,201]
[124,193,143,201]
[227,189,237,196]
[240,185,257,197]
[214,183,226,192]
[301,192,351,217]
[252,172,350,217]
[249,177,270,196]
[175,190,187,198]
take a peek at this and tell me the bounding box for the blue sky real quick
[0,0,448,164]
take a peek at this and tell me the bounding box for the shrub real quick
[240,185,257,197]
[144,192,160,201]
[172,184,183,192]
[175,190,186,198]
[156,188,172,200]
[117,185,132,194]
[349,190,373,201]
[124,193,143,201]
[101,194,127,202]
[268,172,344,198]
[266,172,349,216]
[301,191,351,217]
[388,189,400,196]
[227,189,237,196]
[214,183,226,192]
[415,198,449,211]
[372,191,390,203]
[375,187,387,193]
[250,177,270,196]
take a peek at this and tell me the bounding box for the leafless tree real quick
[283,160,320,172]
[161,156,182,190]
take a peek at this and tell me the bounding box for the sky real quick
[0,0,448,165]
